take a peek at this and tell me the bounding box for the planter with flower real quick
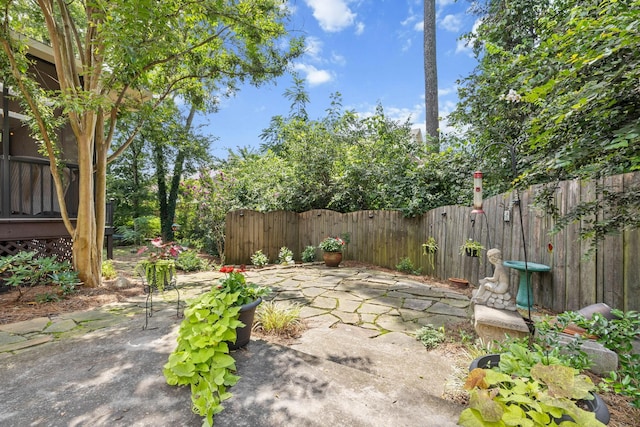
[136,238,185,329]
[318,236,345,267]
[163,266,271,426]
[136,237,184,292]
[217,266,272,349]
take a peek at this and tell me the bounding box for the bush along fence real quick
[225,172,640,313]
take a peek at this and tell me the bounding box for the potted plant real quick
[459,238,485,257]
[136,237,184,291]
[163,265,270,426]
[216,265,272,349]
[318,236,345,267]
[460,344,610,426]
[422,236,439,272]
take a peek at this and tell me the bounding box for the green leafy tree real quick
[451,0,640,245]
[0,0,303,286]
[226,88,474,216]
[107,113,156,227]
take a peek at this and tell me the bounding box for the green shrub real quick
[250,250,269,267]
[49,271,80,295]
[277,246,294,264]
[102,260,118,280]
[176,249,209,272]
[301,246,316,263]
[0,252,78,295]
[564,309,640,408]
[415,324,446,350]
[116,216,161,245]
[396,256,421,275]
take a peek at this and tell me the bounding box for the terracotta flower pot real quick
[322,251,342,267]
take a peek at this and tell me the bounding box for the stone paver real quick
[332,310,360,325]
[0,265,472,356]
[403,297,434,311]
[357,302,393,315]
[310,296,338,310]
[44,319,77,333]
[0,317,50,334]
[336,299,362,313]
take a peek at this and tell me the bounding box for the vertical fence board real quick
[551,182,567,312]
[565,180,582,311]
[623,173,640,311]
[579,181,598,308]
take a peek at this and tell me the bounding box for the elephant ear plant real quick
[163,267,270,427]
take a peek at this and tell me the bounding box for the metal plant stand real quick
[139,273,183,330]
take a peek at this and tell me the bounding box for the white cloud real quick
[414,20,424,31]
[401,38,413,52]
[456,18,481,56]
[401,13,418,27]
[355,21,365,35]
[331,52,346,66]
[438,86,456,97]
[354,102,423,126]
[305,36,324,61]
[436,0,457,7]
[440,14,462,32]
[305,0,357,32]
[294,63,334,86]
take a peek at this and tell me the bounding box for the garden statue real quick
[472,248,517,311]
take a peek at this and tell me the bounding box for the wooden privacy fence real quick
[225,172,640,313]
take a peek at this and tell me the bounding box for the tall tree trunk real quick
[424,0,440,151]
[73,131,100,288]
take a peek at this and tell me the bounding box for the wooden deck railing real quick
[0,155,79,218]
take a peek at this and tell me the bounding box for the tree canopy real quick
[451,0,640,244]
[0,0,303,286]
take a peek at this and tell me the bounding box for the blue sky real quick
[198,0,479,159]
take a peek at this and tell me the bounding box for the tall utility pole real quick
[424,0,439,151]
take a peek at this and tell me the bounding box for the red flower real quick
[219,266,234,273]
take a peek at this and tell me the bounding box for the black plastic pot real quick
[469,354,610,425]
[465,248,480,257]
[469,354,501,371]
[229,297,262,350]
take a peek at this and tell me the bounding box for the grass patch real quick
[254,300,305,339]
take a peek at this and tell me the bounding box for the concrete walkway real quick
[0,264,471,426]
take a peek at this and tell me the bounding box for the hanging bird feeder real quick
[471,170,484,214]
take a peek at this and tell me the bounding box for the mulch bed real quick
[0,280,144,325]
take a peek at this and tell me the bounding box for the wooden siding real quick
[225,172,640,312]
